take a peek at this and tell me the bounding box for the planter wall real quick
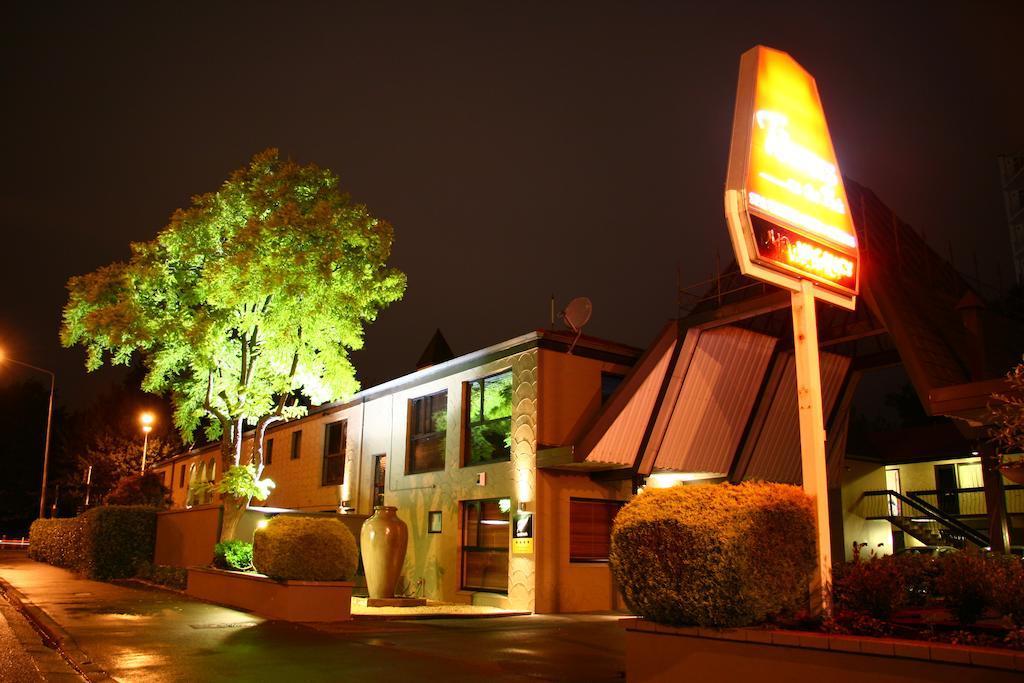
[624,618,1023,683]
[187,567,353,622]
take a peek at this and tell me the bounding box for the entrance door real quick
[373,455,387,508]
[935,464,960,516]
[885,468,902,516]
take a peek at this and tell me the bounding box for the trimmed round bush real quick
[253,516,358,581]
[610,482,816,627]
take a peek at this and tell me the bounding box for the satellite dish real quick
[560,296,592,351]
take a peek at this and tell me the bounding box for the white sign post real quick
[724,46,861,616]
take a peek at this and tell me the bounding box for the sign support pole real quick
[790,278,832,617]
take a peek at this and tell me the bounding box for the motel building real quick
[153,177,1024,614]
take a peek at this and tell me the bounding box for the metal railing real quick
[906,484,1024,517]
[861,489,989,548]
[0,537,29,550]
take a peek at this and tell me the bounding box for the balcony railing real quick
[860,489,989,548]
[905,484,1024,517]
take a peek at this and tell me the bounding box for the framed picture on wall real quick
[428,510,442,534]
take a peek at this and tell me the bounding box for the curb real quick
[0,575,114,682]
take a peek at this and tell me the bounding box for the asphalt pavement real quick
[0,553,626,683]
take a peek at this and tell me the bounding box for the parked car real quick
[895,545,958,557]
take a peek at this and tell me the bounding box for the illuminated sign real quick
[725,46,859,308]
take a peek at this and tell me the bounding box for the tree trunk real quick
[220,494,249,541]
[218,424,250,542]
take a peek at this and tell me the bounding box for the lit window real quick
[464,372,512,466]
[407,391,447,474]
[322,422,346,486]
[462,499,510,593]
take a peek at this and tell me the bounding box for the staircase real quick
[861,489,989,549]
[886,516,945,546]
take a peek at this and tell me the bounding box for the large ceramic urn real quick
[360,506,409,599]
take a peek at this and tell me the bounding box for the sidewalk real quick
[0,552,625,683]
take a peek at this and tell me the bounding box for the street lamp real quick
[139,411,155,473]
[0,349,56,519]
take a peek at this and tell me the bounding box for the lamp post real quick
[139,411,155,473]
[0,350,56,519]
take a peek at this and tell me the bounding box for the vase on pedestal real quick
[360,506,408,599]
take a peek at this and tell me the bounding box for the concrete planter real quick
[623,618,1024,682]
[187,567,353,622]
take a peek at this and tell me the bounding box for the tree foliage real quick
[61,149,406,538]
[990,357,1024,456]
[62,148,405,450]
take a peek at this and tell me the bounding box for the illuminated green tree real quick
[61,149,406,539]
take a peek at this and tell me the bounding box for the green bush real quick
[935,552,991,625]
[80,505,159,580]
[989,555,1024,626]
[136,560,188,590]
[831,553,936,620]
[28,518,84,568]
[610,482,817,627]
[105,472,171,508]
[214,540,254,571]
[30,506,158,581]
[253,516,358,581]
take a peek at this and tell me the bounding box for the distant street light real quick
[140,411,155,473]
[0,349,56,519]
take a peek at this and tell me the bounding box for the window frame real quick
[290,430,302,460]
[321,421,347,487]
[462,370,513,467]
[265,437,274,466]
[568,497,624,564]
[406,390,448,474]
[460,497,510,594]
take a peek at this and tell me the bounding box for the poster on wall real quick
[512,511,534,554]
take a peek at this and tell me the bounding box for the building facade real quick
[153,330,640,613]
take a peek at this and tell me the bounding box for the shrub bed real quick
[28,505,159,580]
[28,517,84,569]
[213,539,253,571]
[610,482,816,627]
[253,516,357,581]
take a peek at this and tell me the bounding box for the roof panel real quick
[654,327,777,473]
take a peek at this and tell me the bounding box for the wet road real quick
[0,553,625,682]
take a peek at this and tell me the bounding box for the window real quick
[601,372,625,404]
[179,464,186,488]
[322,421,346,486]
[291,430,302,460]
[372,455,387,507]
[407,391,447,473]
[462,498,510,593]
[464,372,513,466]
[569,498,623,562]
[265,438,274,466]
[428,510,442,534]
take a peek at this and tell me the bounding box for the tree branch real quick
[204,371,230,431]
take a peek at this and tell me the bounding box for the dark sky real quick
[2,1,1022,407]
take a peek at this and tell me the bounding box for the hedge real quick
[28,517,84,569]
[610,482,817,627]
[253,515,358,581]
[28,505,158,580]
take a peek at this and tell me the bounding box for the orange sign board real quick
[725,46,859,308]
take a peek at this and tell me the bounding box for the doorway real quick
[373,455,387,508]
[935,464,960,516]
[885,467,902,516]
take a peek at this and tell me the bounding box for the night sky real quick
[2,1,1022,407]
